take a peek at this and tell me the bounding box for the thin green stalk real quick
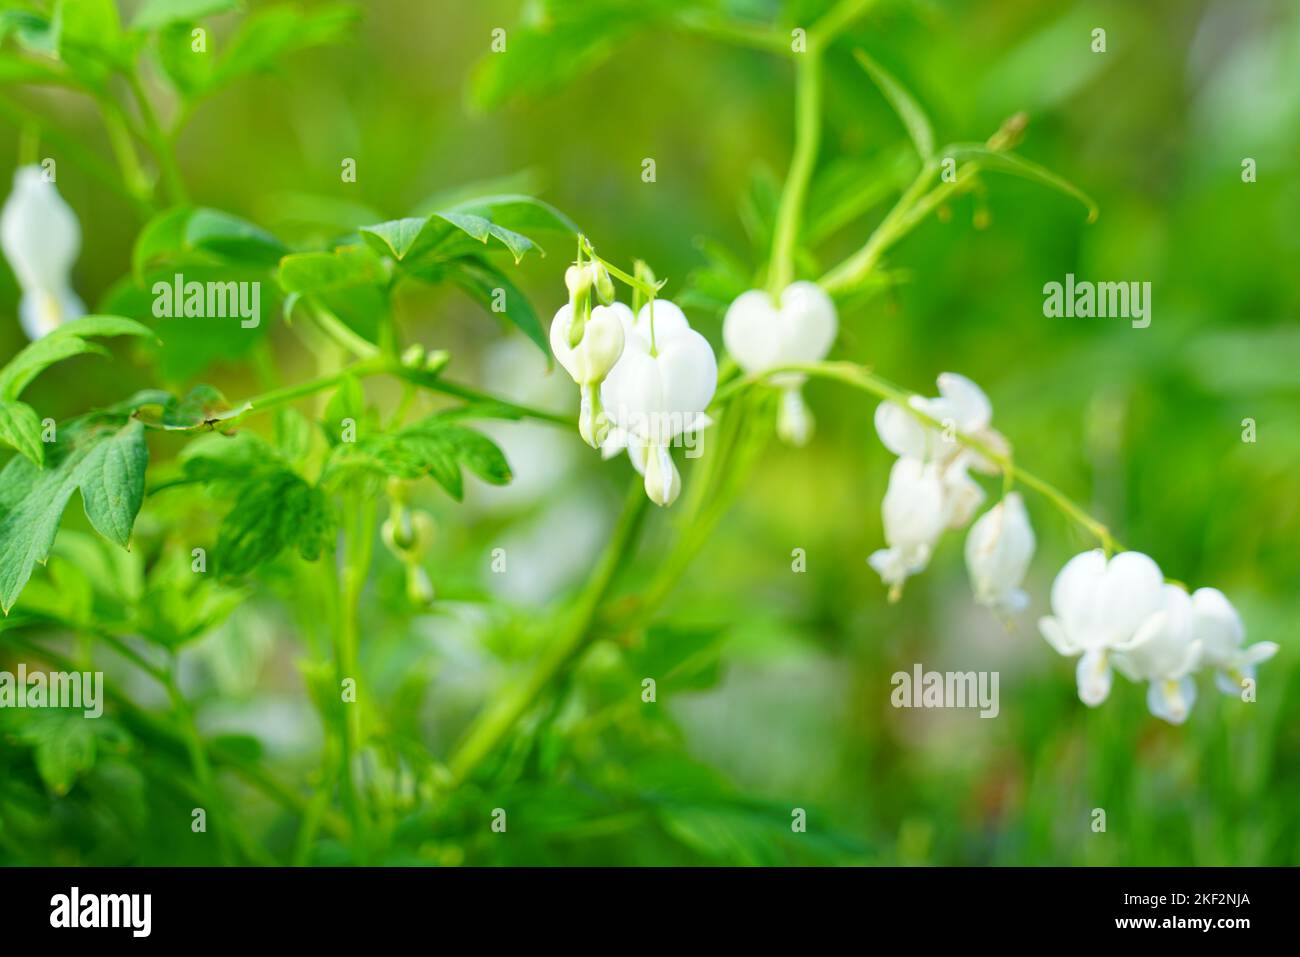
[819,161,939,294]
[728,361,1124,552]
[447,480,650,786]
[334,491,375,856]
[125,70,188,205]
[674,12,790,53]
[768,45,823,295]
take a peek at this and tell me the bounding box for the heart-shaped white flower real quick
[1186,587,1277,696]
[723,281,837,378]
[1110,584,1203,724]
[723,282,837,446]
[875,372,1008,472]
[1,165,86,340]
[600,299,716,506]
[1038,549,1167,707]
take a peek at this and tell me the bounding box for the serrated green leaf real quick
[854,49,935,161]
[442,194,579,236]
[322,414,511,500]
[359,217,431,261]
[0,419,149,614]
[942,143,1099,222]
[0,315,155,401]
[212,469,334,575]
[0,398,45,465]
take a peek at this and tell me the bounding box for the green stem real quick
[724,361,1123,552]
[144,355,571,433]
[335,491,375,856]
[125,70,188,205]
[446,480,650,786]
[819,161,939,294]
[673,12,790,53]
[768,45,822,295]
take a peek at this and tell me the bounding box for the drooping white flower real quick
[1111,584,1203,724]
[1,165,86,340]
[600,298,716,507]
[868,457,948,599]
[965,492,1036,614]
[1187,587,1278,696]
[722,281,837,446]
[874,372,1008,472]
[867,373,1006,597]
[1038,549,1166,706]
[550,265,627,447]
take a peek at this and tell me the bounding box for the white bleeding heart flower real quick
[600,299,716,507]
[868,457,947,599]
[723,281,837,446]
[1187,587,1278,697]
[1111,584,1203,724]
[1038,549,1166,707]
[874,372,1009,473]
[1,165,86,340]
[964,492,1035,614]
[549,277,628,447]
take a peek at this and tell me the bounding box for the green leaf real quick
[179,433,334,576]
[323,414,511,500]
[184,207,288,265]
[446,258,548,357]
[360,204,550,266]
[942,143,1100,222]
[436,210,536,263]
[0,399,44,465]
[156,21,214,97]
[0,9,58,56]
[0,419,149,614]
[0,315,155,401]
[359,217,432,262]
[854,49,935,160]
[131,385,250,431]
[132,205,287,277]
[212,2,358,87]
[21,714,99,796]
[131,0,241,32]
[212,469,334,576]
[441,194,579,237]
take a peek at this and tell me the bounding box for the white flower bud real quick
[776,387,814,446]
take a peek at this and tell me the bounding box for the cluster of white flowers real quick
[869,372,1033,609]
[722,281,838,445]
[551,263,717,507]
[864,372,1276,724]
[1,165,85,341]
[1039,550,1277,723]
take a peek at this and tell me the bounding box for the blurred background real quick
[1,0,1298,865]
